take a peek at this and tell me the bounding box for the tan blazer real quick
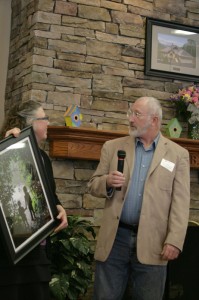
[88,133,190,265]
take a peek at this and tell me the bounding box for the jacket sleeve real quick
[164,149,190,250]
[87,141,113,199]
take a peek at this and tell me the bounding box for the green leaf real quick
[70,237,91,254]
[50,274,69,300]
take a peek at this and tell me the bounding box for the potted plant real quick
[49,215,96,300]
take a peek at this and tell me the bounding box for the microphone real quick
[116,150,126,191]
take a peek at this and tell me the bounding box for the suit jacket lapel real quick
[123,136,135,178]
[147,134,168,177]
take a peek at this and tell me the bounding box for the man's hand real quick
[161,244,180,261]
[106,170,125,189]
[54,204,68,233]
[5,127,21,138]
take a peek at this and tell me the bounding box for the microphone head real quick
[117,150,126,159]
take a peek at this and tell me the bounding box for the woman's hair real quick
[1,100,42,139]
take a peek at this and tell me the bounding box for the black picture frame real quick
[145,17,199,82]
[0,126,58,264]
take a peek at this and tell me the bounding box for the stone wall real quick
[4,1,199,296]
[7,0,199,132]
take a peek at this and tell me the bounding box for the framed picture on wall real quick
[0,126,59,264]
[145,17,199,82]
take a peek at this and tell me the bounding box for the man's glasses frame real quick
[32,116,49,121]
[127,109,150,119]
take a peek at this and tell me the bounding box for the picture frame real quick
[145,18,199,82]
[0,126,59,264]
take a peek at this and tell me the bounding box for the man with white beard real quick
[88,96,190,300]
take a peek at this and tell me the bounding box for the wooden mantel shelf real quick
[47,126,128,161]
[47,126,199,169]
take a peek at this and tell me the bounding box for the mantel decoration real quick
[64,105,83,127]
[169,85,199,139]
[165,118,182,138]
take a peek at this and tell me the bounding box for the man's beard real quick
[129,122,151,137]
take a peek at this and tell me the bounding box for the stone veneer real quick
[4,1,199,296]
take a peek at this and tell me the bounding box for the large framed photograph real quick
[145,18,199,82]
[0,126,59,264]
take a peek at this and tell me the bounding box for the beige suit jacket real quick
[88,133,190,265]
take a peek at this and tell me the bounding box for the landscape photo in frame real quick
[145,17,199,82]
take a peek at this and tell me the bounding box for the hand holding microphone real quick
[116,150,126,191]
[106,150,126,190]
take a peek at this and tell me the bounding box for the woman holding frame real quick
[0,100,68,300]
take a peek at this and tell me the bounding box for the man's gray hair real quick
[145,97,162,120]
[136,96,162,120]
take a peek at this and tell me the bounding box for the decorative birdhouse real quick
[64,105,83,127]
[165,118,182,138]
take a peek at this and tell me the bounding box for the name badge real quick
[160,158,175,172]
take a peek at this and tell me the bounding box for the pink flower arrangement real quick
[178,86,199,105]
[170,85,199,124]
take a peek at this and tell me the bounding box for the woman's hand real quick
[5,127,21,138]
[54,204,68,233]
